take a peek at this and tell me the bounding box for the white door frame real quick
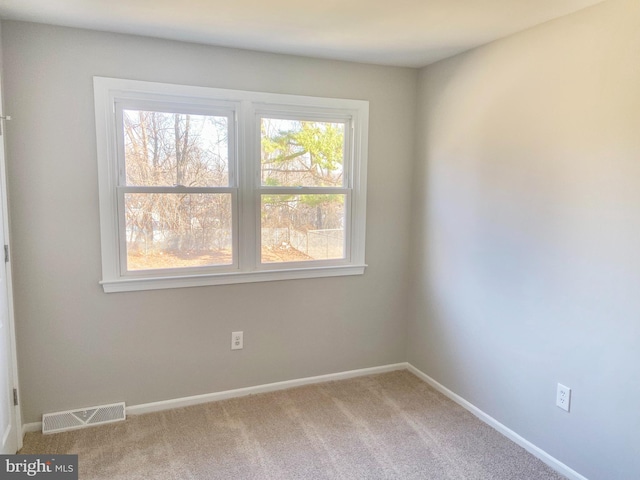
[0,99,22,452]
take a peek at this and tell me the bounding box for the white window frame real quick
[94,77,368,293]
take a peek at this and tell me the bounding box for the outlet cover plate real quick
[556,383,571,412]
[231,331,243,350]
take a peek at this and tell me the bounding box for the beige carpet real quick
[20,370,566,479]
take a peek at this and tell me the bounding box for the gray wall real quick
[1,21,416,424]
[408,0,640,478]
[4,1,640,477]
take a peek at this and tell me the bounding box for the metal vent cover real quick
[42,402,126,434]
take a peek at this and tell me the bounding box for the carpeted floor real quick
[20,370,566,479]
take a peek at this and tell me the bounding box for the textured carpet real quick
[20,370,566,479]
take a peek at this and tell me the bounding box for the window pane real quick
[123,110,229,187]
[125,193,232,270]
[261,194,345,263]
[261,118,345,187]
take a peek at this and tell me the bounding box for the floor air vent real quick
[42,402,126,434]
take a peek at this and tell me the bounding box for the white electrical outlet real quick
[556,383,571,412]
[231,331,243,350]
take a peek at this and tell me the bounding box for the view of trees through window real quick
[122,111,348,271]
[260,118,347,263]
[123,109,232,271]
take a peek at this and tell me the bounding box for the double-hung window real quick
[94,78,368,292]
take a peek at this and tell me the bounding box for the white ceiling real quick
[0,0,605,67]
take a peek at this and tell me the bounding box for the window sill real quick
[100,264,367,293]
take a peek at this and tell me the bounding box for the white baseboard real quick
[406,364,588,480]
[21,361,587,480]
[127,363,408,415]
[22,422,42,434]
[22,363,407,437]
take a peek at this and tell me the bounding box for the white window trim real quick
[93,77,368,293]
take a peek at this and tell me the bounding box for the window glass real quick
[125,193,233,270]
[94,77,368,291]
[261,194,346,263]
[260,118,345,188]
[123,110,230,187]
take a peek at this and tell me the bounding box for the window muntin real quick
[94,78,368,292]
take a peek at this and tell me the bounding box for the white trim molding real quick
[93,77,369,293]
[22,422,42,434]
[22,363,407,435]
[127,363,406,415]
[101,264,366,293]
[21,361,588,480]
[406,364,589,480]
